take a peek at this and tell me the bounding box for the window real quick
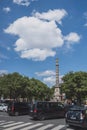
[37,102,43,109]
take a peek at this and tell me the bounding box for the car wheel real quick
[38,113,45,120]
[33,117,37,120]
[14,112,19,116]
[3,109,6,112]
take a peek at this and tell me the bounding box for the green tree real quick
[30,78,50,101]
[19,76,31,101]
[61,71,87,104]
[0,72,25,99]
[0,72,54,101]
[0,74,5,98]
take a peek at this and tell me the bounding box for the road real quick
[0,112,83,130]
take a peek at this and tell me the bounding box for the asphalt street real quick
[0,112,84,130]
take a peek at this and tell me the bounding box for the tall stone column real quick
[54,58,60,101]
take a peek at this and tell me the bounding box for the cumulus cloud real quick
[43,75,64,87]
[36,70,56,86]
[64,32,81,48]
[4,9,81,61]
[20,48,55,61]
[35,70,55,77]
[3,7,11,13]
[43,76,55,87]
[64,32,80,43]
[5,16,63,49]
[33,9,68,24]
[13,0,30,6]
[35,70,63,87]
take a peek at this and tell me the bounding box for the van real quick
[7,102,30,116]
[29,101,66,120]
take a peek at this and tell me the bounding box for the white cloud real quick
[64,32,81,48]
[35,70,55,77]
[43,76,55,87]
[36,70,55,86]
[3,7,11,13]
[13,0,30,6]
[36,70,63,87]
[4,9,81,61]
[0,70,8,75]
[59,75,64,84]
[64,32,80,43]
[20,48,55,61]
[4,13,64,61]
[33,9,68,24]
[43,74,63,87]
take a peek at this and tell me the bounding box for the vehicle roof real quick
[69,105,87,111]
[32,101,63,104]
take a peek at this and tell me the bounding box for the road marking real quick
[3,122,33,130]
[20,123,43,130]
[36,124,54,130]
[0,120,75,130]
[51,124,65,130]
[3,122,23,127]
[0,121,15,126]
[0,120,5,123]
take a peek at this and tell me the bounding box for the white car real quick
[0,103,8,112]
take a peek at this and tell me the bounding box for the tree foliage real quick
[0,72,54,101]
[61,71,87,104]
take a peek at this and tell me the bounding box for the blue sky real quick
[0,0,87,87]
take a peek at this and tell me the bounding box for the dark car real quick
[7,102,30,116]
[29,101,66,120]
[65,105,87,129]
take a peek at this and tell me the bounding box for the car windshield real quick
[69,105,85,110]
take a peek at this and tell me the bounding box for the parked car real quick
[64,104,76,112]
[7,102,30,116]
[0,103,8,112]
[65,105,87,129]
[29,101,66,120]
